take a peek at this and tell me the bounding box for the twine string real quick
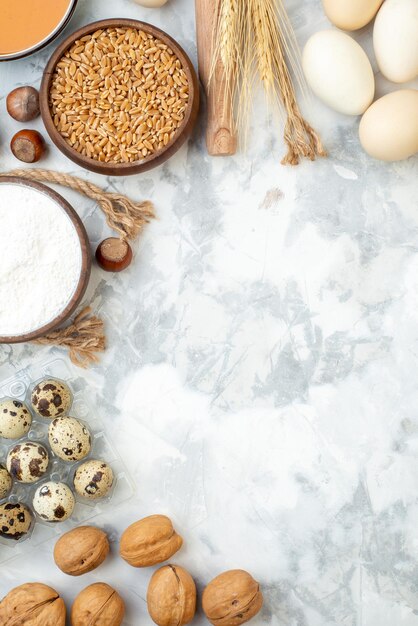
[0,168,155,241]
[33,307,105,369]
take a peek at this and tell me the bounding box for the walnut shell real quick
[54,526,110,576]
[0,582,66,625]
[147,564,196,626]
[202,570,263,626]
[71,583,124,626]
[120,514,183,567]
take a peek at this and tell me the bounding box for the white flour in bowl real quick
[0,183,82,337]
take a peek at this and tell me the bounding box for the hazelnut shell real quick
[202,570,263,626]
[0,582,66,625]
[147,564,196,626]
[71,582,124,626]
[10,129,44,163]
[96,238,132,272]
[6,86,40,122]
[120,514,183,567]
[54,526,109,576]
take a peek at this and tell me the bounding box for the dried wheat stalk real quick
[212,0,326,165]
[251,0,326,164]
[210,0,241,130]
[216,0,240,79]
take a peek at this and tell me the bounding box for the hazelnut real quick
[71,582,124,626]
[202,570,263,626]
[54,525,110,576]
[96,238,133,272]
[0,582,66,625]
[10,129,44,163]
[7,86,40,122]
[120,514,183,568]
[147,564,196,626]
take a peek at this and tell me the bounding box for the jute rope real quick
[33,307,105,369]
[0,169,155,241]
[280,79,327,166]
[0,169,156,367]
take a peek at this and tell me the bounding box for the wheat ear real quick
[251,0,326,164]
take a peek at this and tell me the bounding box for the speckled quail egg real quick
[6,442,49,483]
[31,379,72,418]
[0,399,32,439]
[33,481,75,522]
[73,460,114,500]
[0,464,12,499]
[48,416,91,462]
[0,502,32,539]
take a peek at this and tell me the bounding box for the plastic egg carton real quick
[0,358,134,563]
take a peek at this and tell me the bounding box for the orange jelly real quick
[0,0,72,56]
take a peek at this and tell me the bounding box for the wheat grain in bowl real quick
[49,26,190,164]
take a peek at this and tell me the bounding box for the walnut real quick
[53,525,109,576]
[71,583,124,626]
[0,582,66,625]
[202,570,263,626]
[147,564,196,626]
[120,514,183,567]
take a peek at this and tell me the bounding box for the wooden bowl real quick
[40,18,200,176]
[0,176,91,344]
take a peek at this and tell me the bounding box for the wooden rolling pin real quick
[195,0,237,156]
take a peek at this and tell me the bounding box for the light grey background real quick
[1,0,418,624]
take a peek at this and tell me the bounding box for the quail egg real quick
[0,399,32,439]
[6,442,49,483]
[33,481,75,522]
[48,416,91,462]
[31,379,72,418]
[73,460,114,500]
[0,464,12,499]
[0,502,32,539]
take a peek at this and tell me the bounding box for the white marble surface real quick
[1,0,418,624]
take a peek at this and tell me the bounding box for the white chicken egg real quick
[303,30,375,115]
[322,0,384,30]
[373,0,418,83]
[359,89,418,161]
